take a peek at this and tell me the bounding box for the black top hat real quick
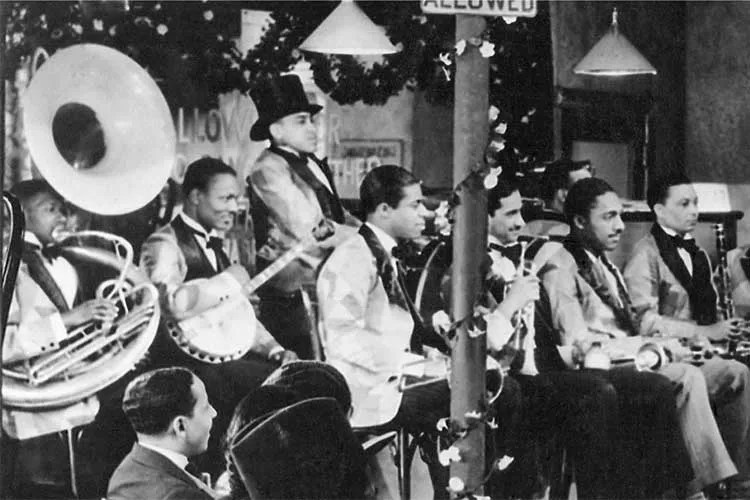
[249,74,323,141]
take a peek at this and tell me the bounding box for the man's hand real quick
[699,319,744,341]
[61,299,118,329]
[496,274,540,319]
[270,349,299,365]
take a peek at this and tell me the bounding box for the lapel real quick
[171,217,217,280]
[562,237,637,334]
[650,224,717,324]
[21,243,71,312]
[650,224,694,292]
[130,444,215,496]
[270,146,345,223]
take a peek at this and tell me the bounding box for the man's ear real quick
[268,122,282,142]
[652,203,665,221]
[187,189,200,206]
[573,214,587,231]
[171,415,186,437]
[374,201,391,218]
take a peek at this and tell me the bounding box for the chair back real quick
[230,397,367,500]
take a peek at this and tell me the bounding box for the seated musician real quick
[108,367,218,500]
[623,172,750,496]
[139,157,297,479]
[248,74,360,359]
[523,159,591,238]
[317,165,460,497]
[3,179,119,496]
[542,177,738,498]
[728,243,750,315]
[485,177,693,499]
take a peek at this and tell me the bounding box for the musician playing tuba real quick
[138,157,296,480]
[542,177,744,498]
[623,172,750,496]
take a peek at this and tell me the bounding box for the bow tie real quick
[489,242,522,266]
[205,236,224,253]
[26,242,63,262]
[671,235,699,254]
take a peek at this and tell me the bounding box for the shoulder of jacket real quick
[250,149,288,174]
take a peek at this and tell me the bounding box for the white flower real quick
[468,324,486,338]
[432,311,452,332]
[494,122,508,134]
[93,19,103,31]
[438,446,462,466]
[503,16,517,24]
[436,418,449,432]
[11,32,23,44]
[455,39,467,56]
[497,455,515,471]
[71,23,83,35]
[448,477,465,493]
[438,52,452,66]
[521,115,530,124]
[488,105,500,123]
[465,410,482,420]
[157,24,168,35]
[204,10,214,21]
[479,41,495,58]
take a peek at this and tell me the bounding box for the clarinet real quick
[715,223,735,320]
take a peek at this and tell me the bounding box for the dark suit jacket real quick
[107,443,216,500]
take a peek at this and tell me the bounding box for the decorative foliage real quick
[4,0,552,163]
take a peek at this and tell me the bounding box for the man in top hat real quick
[248,74,360,360]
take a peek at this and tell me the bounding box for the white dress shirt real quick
[659,224,694,275]
[178,213,222,271]
[24,231,78,308]
[138,441,189,470]
[279,145,334,193]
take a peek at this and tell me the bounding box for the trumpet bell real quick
[23,44,175,215]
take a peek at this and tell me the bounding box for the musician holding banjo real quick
[624,172,750,497]
[542,177,738,498]
[139,157,297,480]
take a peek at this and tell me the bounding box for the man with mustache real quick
[624,172,750,497]
[542,177,737,499]
[248,74,360,359]
[485,178,691,499]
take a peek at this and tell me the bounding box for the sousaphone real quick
[3,44,175,410]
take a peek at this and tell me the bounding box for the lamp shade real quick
[573,8,656,76]
[299,0,399,55]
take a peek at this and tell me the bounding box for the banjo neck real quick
[244,242,309,295]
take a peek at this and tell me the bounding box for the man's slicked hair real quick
[181,157,236,198]
[122,367,197,435]
[646,171,693,211]
[564,177,616,225]
[487,175,520,215]
[359,165,420,217]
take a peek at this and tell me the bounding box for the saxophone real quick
[715,223,735,320]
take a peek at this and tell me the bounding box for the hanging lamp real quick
[573,8,656,76]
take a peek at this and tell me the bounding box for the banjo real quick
[165,220,334,363]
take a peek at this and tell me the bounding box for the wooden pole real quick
[450,13,489,496]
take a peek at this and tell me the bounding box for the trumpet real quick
[503,241,539,376]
